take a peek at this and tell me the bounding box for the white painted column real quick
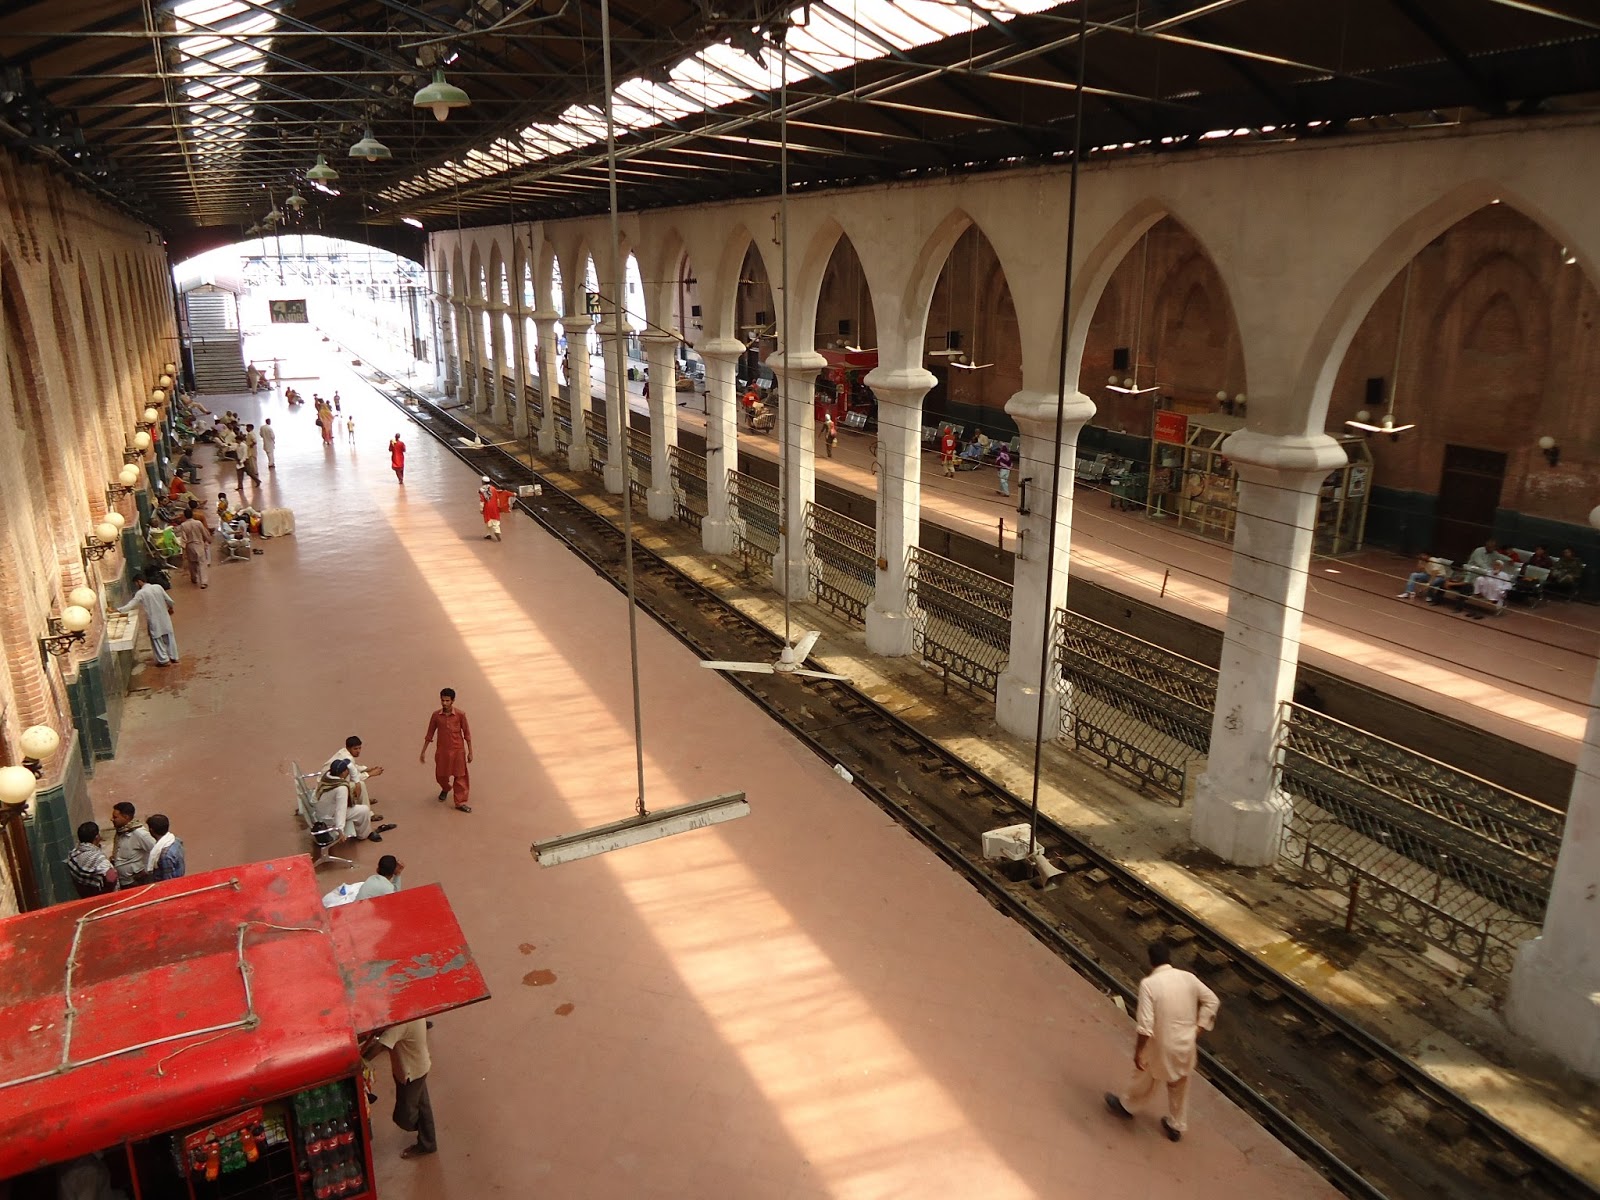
[595,321,630,495]
[508,304,530,439]
[1509,662,1600,1079]
[1192,430,1348,865]
[565,305,594,472]
[697,339,743,555]
[533,314,561,455]
[770,350,826,602]
[452,301,472,405]
[463,299,486,413]
[434,293,458,394]
[994,390,1096,739]
[863,368,936,656]
[644,333,680,521]
[490,302,512,423]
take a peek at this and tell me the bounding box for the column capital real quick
[487,301,509,315]
[1004,389,1096,437]
[509,302,532,319]
[697,337,747,360]
[863,366,937,405]
[465,296,487,310]
[593,321,635,340]
[640,330,680,347]
[768,349,827,376]
[530,309,562,326]
[1220,430,1347,485]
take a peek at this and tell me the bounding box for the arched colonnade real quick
[426,116,1600,1075]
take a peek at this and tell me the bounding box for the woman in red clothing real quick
[388,433,406,485]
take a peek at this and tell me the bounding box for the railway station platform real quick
[636,383,1599,768]
[90,329,1343,1199]
[393,340,1600,1190]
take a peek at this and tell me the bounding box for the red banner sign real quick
[1153,411,1189,445]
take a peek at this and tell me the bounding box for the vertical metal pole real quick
[600,0,649,818]
[1027,1,1091,853]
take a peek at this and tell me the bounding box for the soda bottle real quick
[313,1167,332,1200]
[337,1118,354,1148]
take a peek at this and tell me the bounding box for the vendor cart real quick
[0,856,490,1199]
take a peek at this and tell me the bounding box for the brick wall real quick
[0,149,178,906]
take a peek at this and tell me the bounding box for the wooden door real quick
[1434,445,1506,560]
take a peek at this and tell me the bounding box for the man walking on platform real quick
[1105,940,1220,1142]
[478,476,514,541]
[178,507,212,588]
[260,418,277,469]
[420,687,473,812]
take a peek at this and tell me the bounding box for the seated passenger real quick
[1464,539,1508,580]
[1549,547,1584,597]
[1472,562,1516,608]
[314,759,380,843]
[1397,554,1438,599]
[1525,545,1554,570]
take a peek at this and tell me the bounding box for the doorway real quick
[1434,445,1506,560]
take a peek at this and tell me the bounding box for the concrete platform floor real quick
[88,330,1338,1199]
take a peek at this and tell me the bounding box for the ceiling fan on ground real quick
[702,629,849,682]
[1344,412,1415,440]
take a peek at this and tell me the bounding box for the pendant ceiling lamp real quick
[348,128,391,162]
[413,69,470,122]
[285,188,306,212]
[306,152,339,182]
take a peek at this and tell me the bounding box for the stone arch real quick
[450,245,466,300]
[0,256,59,731]
[644,226,688,338]
[710,221,774,342]
[809,228,876,355]
[1300,181,1595,434]
[1074,211,1245,433]
[919,222,1024,429]
[46,259,101,589]
[1066,199,1237,392]
[4,252,81,608]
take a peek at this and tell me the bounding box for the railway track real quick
[380,382,1593,1200]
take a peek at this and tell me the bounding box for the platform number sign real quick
[585,290,602,321]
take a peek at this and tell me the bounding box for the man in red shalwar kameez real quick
[419,688,474,813]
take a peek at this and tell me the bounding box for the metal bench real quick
[292,760,355,870]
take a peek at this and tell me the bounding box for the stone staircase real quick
[183,288,245,394]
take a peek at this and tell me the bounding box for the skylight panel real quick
[386,0,1060,206]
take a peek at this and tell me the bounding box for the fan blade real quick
[701,661,776,674]
[793,668,850,682]
[791,630,821,660]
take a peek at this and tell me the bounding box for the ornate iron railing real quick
[728,469,778,576]
[553,396,572,453]
[804,503,873,625]
[1275,701,1561,981]
[627,426,651,504]
[906,548,1010,696]
[1054,610,1214,800]
[583,409,608,477]
[669,446,707,530]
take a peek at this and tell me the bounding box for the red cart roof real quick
[0,856,488,1178]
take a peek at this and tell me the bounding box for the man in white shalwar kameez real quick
[116,571,179,665]
[1105,941,1220,1141]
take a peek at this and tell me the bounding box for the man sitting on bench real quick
[314,758,385,845]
